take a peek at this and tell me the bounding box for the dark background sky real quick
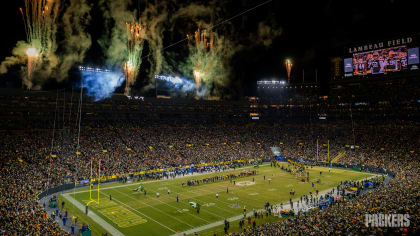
[0,0,418,96]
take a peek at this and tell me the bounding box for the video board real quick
[343,36,419,76]
[352,46,407,76]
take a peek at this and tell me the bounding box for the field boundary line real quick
[62,193,125,236]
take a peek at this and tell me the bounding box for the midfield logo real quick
[365,214,410,227]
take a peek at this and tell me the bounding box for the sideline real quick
[72,164,269,194]
[62,193,124,236]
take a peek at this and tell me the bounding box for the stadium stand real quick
[0,80,418,235]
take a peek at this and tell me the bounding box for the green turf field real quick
[60,163,374,236]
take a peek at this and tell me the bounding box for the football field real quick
[60,163,374,235]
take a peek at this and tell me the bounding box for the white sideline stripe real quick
[171,174,379,236]
[62,193,125,236]
[98,191,177,233]
[73,164,269,194]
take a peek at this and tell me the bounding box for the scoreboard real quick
[344,36,419,77]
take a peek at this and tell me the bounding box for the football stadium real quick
[0,1,419,236]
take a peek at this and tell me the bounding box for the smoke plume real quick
[99,0,135,66]
[57,0,92,81]
[81,70,124,101]
[1,0,93,89]
[254,22,282,47]
[140,1,168,84]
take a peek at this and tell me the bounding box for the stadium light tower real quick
[285,59,293,83]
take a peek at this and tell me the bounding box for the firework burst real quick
[19,0,59,89]
[124,20,145,96]
[186,28,234,97]
[187,28,215,92]
[285,59,293,83]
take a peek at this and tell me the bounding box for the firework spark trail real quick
[1,0,92,89]
[127,0,273,96]
[99,0,148,95]
[186,28,232,97]
[19,0,60,89]
[285,59,293,83]
[124,20,145,96]
[169,1,274,98]
[188,28,214,91]
[26,47,39,88]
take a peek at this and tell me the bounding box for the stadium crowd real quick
[231,122,419,235]
[0,113,418,235]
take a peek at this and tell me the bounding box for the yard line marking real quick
[121,186,212,224]
[164,167,276,209]
[153,178,247,214]
[98,191,177,233]
[121,167,267,218]
[109,187,195,228]
[181,180,264,210]
[141,182,234,216]
[169,185,244,215]
[157,174,270,213]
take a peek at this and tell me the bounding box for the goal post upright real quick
[328,139,330,163]
[316,139,319,162]
[89,159,93,201]
[86,158,100,206]
[98,159,100,204]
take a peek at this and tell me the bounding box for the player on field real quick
[133,184,144,192]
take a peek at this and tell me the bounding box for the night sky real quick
[0,0,418,97]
